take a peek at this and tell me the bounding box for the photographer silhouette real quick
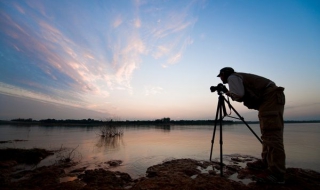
[215,67,286,184]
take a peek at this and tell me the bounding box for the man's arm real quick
[227,75,244,101]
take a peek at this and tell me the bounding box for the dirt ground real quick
[0,148,320,190]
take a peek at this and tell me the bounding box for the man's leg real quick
[261,129,286,176]
[255,87,286,183]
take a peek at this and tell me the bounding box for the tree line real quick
[2,118,319,125]
[6,117,235,125]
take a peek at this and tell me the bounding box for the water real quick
[0,123,319,178]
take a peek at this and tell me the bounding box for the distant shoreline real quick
[0,119,319,126]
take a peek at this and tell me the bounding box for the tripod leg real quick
[210,95,225,177]
[219,98,224,177]
[209,100,221,161]
[224,98,263,144]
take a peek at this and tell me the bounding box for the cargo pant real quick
[258,85,286,176]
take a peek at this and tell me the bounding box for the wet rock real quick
[231,156,254,163]
[70,167,87,173]
[134,157,320,190]
[0,160,18,168]
[231,157,244,162]
[226,164,242,172]
[0,173,10,188]
[50,180,86,190]
[0,148,54,165]
[1,148,320,190]
[7,165,64,189]
[133,159,248,190]
[282,168,320,190]
[208,170,216,175]
[146,159,201,178]
[107,160,123,167]
[79,168,133,189]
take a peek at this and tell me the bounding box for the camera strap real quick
[226,96,232,116]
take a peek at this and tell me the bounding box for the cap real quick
[217,67,234,77]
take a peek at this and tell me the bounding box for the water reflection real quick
[0,123,319,176]
[155,125,171,132]
[96,135,124,151]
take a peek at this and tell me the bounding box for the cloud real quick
[134,18,141,28]
[108,34,146,91]
[163,36,194,66]
[0,82,84,108]
[0,0,202,117]
[153,45,170,59]
[168,53,182,65]
[113,15,123,28]
[0,7,110,110]
[200,33,206,40]
[145,86,164,96]
[140,2,198,67]
[13,3,25,14]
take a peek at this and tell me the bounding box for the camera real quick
[210,83,228,93]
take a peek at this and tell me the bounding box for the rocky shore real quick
[0,148,319,190]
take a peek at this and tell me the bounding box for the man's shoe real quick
[254,170,285,184]
[246,159,268,171]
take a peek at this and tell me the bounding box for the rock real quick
[70,167,87,173]
[146,159,201,178]
[0,160,18,168]
[133,157,320,190]
[1,148,320,190]
[0,148,54,165]
[133,158,248,190]
[79,168,133,189]
[107,160,123,167]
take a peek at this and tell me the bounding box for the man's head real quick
[217,67,234,84]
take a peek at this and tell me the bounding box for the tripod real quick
[209,91,263,177]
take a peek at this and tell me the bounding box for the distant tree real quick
[163,117,170,123]
[11,118,33,122]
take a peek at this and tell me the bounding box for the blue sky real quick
[0,0,319,121]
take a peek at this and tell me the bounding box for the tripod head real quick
[210,83,228,95]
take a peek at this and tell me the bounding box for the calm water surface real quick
[0,123,319,178]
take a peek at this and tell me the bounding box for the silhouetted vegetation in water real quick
[0,118,319,126]
[55,145,82,164]
[99,124,123,137]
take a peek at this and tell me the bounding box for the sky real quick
[0,0,319,121]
